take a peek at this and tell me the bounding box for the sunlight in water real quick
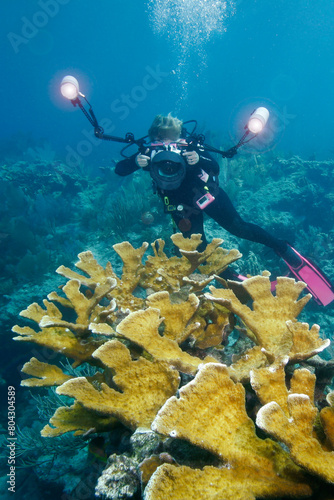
[147,0,236,101]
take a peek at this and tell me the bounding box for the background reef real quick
[1,139,334,499]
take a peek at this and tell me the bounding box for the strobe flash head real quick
[247,107,269,134]
[60,74,99,127]
[60,75,81,100]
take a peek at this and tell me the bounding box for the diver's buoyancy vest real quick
[148,141,219,215]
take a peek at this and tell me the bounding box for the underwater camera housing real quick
[149,150,187,190]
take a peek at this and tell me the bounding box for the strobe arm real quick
[202,143,239,158]
[94,128,136,144]
[187,107,270,158]
[71,96,137,145]
[187,136,240,159]
[60,76,146,148]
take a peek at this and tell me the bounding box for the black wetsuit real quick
[115,147,287,254]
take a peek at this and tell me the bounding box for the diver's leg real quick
[171,211,208,250]
[204,188,288,253]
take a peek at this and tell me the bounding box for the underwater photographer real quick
[115,113,292,257]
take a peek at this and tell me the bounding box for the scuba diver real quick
[115,113,334,306]
[115,113,297,261]
[59,75,334,306]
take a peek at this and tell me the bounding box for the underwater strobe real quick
[60,75,137,145]
[191,105,270,159]
[230,106,270,153]
[59,75,270,157]
[60,75,82,101]
[247,107,270,134]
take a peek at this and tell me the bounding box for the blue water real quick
[2,0,334,160]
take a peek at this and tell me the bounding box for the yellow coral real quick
[140,238,190,292]
[141,235,241,292]
[192,304,230,349]
[250,362,317,416]
[58,250,144,312]
[256,382,334,483]
[206,276,328,363]
[289,367,317,404]
[286,320,330,362]
[145,291,200,343]
[228,346,268,383]
[114,308,216,374]
[12,322,104,367]
[21,358,72,387]
[149,363,311,499]
[171,232,204,251]
[113,240,149,292]
[145,463,311,500]
[40,279,116,335]
[182,273,214,293]
[320,393,334,448]
[250,358,290,413]
[57,250,118,286]
[41,401,116,437]
[55,340,180,430]
[14,234,334,498]
[199,247,242,277]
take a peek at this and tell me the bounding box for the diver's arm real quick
[115,154,140,176]
[182,148,220,175]
[115,149,152,176]
[197,149,220,175]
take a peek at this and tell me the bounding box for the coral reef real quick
[95,429,161,499]
[13,235,238,434]
[13,234,334,499]
[96,454,140,500]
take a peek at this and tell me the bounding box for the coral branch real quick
[21,358,72,387]
[257,393,334,483]
[115,308,216,374]
[149,363,311,499]
[56,340,180,430]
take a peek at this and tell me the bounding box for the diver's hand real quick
[182,151,199,165]
[136,148,150,167]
